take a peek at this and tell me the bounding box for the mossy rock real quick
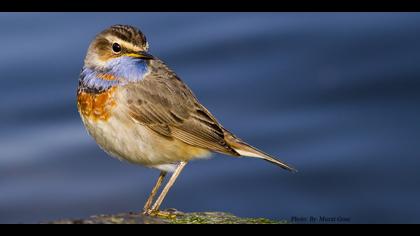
[48,209,287,224]
[168,211,285,224]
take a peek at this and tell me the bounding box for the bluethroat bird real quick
[77,25,296,216]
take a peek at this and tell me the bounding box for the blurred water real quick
[0,13,420,223]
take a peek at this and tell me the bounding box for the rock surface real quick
[48,210,286,224]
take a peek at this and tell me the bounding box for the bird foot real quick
[143,208,180,219]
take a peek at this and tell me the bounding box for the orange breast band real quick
[77,87,117,122]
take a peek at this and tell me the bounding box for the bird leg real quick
[148,161,188,215]
[143,171,167,214]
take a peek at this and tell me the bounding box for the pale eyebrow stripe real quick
[105,35,143,52]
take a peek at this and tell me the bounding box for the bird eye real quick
[112,43,122,53]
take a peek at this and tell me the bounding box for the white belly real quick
[79,104,211,172]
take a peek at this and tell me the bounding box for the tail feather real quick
[223,128,297,172]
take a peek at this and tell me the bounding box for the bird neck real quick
[78,57,149,94]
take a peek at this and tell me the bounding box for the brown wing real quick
[123,59,239,156]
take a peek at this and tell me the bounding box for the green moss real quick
[166,212,286,224]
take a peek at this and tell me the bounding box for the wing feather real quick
[123,59,239,156]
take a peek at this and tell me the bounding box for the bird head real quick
[84,24,154,70]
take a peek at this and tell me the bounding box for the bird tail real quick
[223,128,297,172]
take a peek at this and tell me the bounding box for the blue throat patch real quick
[78,56,148,94]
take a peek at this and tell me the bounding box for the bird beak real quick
[126,51,155,60]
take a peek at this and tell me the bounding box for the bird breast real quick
[77,87,117,122]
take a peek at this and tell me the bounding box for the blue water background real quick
[0,13,419,223]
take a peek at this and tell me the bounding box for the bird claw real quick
[143,209,179,219]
